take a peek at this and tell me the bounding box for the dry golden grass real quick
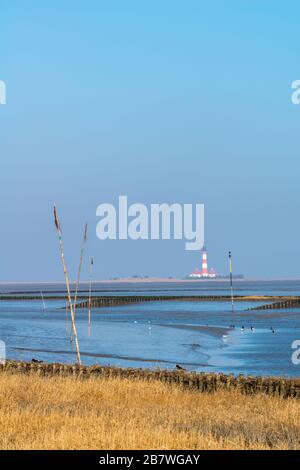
[0,372,299,450]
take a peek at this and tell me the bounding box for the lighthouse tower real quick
[188,246,217,278]
[202,246,209,277]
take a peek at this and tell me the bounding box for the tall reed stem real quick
[88,257,94,334]
[70,223,88,343]
[54,205,81,365]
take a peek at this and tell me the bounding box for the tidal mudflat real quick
[1,280,300,376]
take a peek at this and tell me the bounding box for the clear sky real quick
[1,0,299,281]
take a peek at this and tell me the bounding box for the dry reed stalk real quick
[65,301,69,334]
[229,251,235,325]
[88,257,94,334]
[53,205,81,365]
[70,223,88,343]
[40,291,46,311]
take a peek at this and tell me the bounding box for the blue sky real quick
[1,1,299,280]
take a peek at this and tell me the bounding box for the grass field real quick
[0,371,299,450]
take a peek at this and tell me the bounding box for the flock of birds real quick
[228,324,276,334]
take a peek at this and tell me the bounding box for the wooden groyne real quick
[1,293,300,311]
[248,297,300,311]
[1,360,300,399]
[75,295,298,309]
[0,295,89,301]
[76,295,237,309]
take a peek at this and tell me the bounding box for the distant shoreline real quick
[1,277,300,285]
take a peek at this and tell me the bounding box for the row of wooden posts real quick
[1,360,300,399]
[75,294,300,310]
[76,295,240,309]
[248,298,300,311]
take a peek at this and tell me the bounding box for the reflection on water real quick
[0,280,300,377]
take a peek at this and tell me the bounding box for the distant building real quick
[188,247,217,279]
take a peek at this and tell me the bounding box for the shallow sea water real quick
[0,280,300,377]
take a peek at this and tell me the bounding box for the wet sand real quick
[158,324,232,337]
[12,346,208,368]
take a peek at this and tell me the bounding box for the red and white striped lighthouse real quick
[202,246,209,277]
[188,246,217,278]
